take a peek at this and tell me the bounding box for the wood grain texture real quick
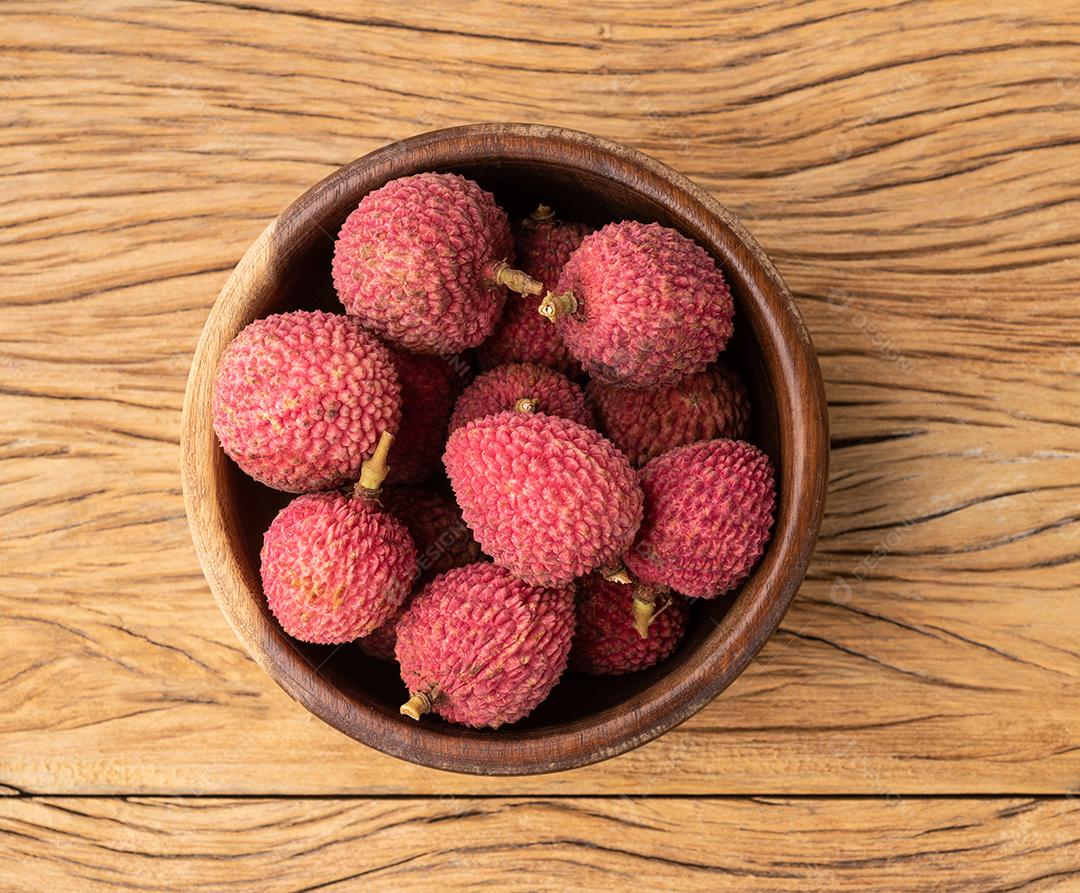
[2,0,1080,798]
[3,796,1079,892]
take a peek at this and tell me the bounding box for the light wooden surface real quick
[2,0,1078,889]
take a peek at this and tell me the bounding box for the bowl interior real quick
[187,125,825,773]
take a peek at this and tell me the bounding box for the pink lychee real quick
[387,349,459,484]
[570,575,689,675]
[448,362,592,432]
[444,411,643,587]
[212,311,400,493]
[395,563,575,728]
[587,363,750,466]
[543,221,734,388]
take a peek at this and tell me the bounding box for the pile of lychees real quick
[212,172,776,730]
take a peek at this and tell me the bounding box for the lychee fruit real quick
[587,363,750,466]
[625,438,775,627]
[444,411,643,586]
[570,575,689,674]
[540,221,734,388]
[387,349,459,484]
[382,487,483,582]
[358,487,483,662]
[395,563,575,728]
[332,173,544,354]
[476,206,590,378]
[260,433,417,644]
[448,362,592,432]
[212,311,400,493]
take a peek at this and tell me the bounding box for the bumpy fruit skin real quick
[260,491,417,644]
[359,488,483,662]
[588,363,750,466]
[570,576,689,675]
[212,311,401,493]
[388,349,458,484]
[625,439,775,597]
[395,563,575,728]
[332,173,513,354]
[555,221,733,388]
[383,487,483,581]
[476,299,582,379]
[477,219,591,377]
[448,362,592,432]
[444,412,643,586]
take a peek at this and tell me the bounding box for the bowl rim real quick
[181,123,829,775]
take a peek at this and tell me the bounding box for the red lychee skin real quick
[359,488,483,661]
[444,412,643,587]
[395,563,575,728]
[570,575,689,675]
[625,439,775,598]
[554,221,734,388]
[387,349,458,484]
[260,491,417,644]
[476,218,591,377]
[448,362,592,432]
[212,311,401,493]
[332,173,513,354]
[476,298,582,379]
[587,363,751,467]
[383,487,483,581]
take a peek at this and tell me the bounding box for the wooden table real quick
[3,2,1078,889]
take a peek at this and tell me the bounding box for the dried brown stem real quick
[631,584,671,638]
[600,563,634,585]
[399,689,435,721]
[538,290,577,321]
[491,261,544,297]
[514,397,538,414]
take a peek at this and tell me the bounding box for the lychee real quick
[358,487,483,662]
[260,433,417,644]
[332,173,543,354]
[448,362,592,432]
[570,575,689,674]
[395,563,575,728]
[476,206,590,378]
[387,349,459,484]
[587,363,750,466]
[212,311,400,493]
[444,411,643,586]
[540,221,734,388]
[625,439,775,627]
[382,487,482,582]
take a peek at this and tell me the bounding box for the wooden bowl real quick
[181,124,828,775]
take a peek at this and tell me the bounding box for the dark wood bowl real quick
[181,124,829,775]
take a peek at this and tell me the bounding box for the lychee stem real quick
[526,204,555,226]
[400,690,433,721]
[600,563,633,585]
[538,290,578,321]
[355,431,394,499]
[514,397,538,414]
[490,261,544,297]
[631,584,669,638]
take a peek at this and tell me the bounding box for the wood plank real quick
[1,0,1079,794]
[2,796,1078,892]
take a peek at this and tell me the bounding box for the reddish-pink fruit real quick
[359,488,483,662]
[212,311,401,493]
[332,173,516,354]
[444,412,643,586]
[396,563,575,728]
[477,208,590,378]
[570,576,689,675]
[588,363,750,466]
[260,489,417,644]
[625,439,775,599]
[544,221,734,388]
[383,487,483,581]
[448,362,592,432]
[476,298,582,379]
[388,350,458,484]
